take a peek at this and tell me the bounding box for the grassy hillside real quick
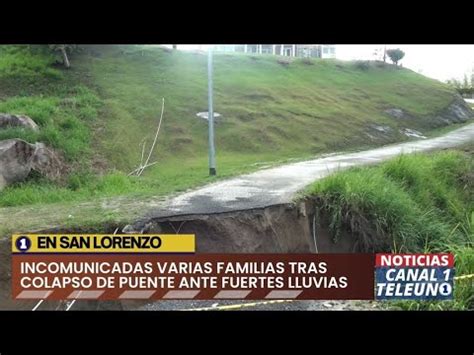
[0,45,467,208]
[84,45,457,170]
[305,144,474,309]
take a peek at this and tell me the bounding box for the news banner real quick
[11,234,457,301]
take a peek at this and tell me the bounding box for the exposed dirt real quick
[0,200,364,310]
[138,203,313,253]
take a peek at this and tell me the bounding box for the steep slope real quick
[82,46,468,171]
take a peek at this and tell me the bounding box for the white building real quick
[214,45,336,59]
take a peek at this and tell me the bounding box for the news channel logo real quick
[375,254,454,300]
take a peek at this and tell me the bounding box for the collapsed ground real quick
[1,144,471,310]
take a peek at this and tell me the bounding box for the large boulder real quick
[0,139,36,189]
[384,108,407,119]
[31,142,64,181]
[384,95,473,127]
[438,95,473,123]
[0,113,39,131]
[0,139,61,190]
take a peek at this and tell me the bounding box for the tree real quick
[462,73,470,89]
[386,48,405,66]
[446,74,473,97]
[48,45,77,69]
[446,78,462,89]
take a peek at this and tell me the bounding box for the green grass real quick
[424,120,473,138]
[305,147,473,309]
[0,86,101,161]
[86,47,455,172]
[0,46,62,82]
[0,151,307,208]
[0,45,469,210]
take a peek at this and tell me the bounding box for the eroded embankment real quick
[0,200,370,309]
[129,200,365,254]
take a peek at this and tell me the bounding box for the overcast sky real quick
[336,45,474,82]
[171,45,474,83]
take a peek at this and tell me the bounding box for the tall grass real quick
[307,149,474,309]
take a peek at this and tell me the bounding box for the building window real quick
[323,47,329,54]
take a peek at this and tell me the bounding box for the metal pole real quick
[208,47,216,176]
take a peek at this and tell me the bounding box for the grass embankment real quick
[305,145,474,309]
[0,45,469,234]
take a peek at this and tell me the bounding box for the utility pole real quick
[208,47,216,176]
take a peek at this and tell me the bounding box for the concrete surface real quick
[144,123,474,220]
